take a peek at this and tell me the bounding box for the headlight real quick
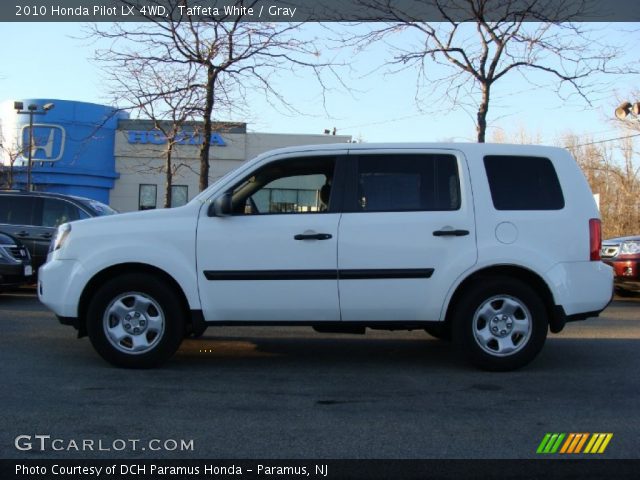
[50,223,72,253]
[620,241,640,256]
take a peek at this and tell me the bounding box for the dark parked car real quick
[0,232,32,290]
[601,235,640,295]
[0,190,117,272]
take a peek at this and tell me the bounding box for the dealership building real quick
[0,99,351,212]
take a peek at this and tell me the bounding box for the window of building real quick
[139,184,157,210]
[352,154,460,212]
[171,185,188,208]
[484,155,565,210]
[230,156,336,215]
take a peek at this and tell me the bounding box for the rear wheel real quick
[87,273,185,368]
[452,277,548,371]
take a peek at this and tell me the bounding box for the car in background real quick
[601,235,640,295]
[0,190,117,272]
[0,232,32,291]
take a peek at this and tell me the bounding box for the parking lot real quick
[1,289,639,459]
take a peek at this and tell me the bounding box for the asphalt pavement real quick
[1,290,639,460]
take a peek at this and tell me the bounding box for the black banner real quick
[4,459,640,480]
[3,0,640,22]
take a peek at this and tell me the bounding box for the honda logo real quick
[21,124,66,161]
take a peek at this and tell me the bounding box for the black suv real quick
[0,190,117,272]
[0,232,32,289]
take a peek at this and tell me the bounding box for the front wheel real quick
[87,273,185,368]
[452,278,548,371]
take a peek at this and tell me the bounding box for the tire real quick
[189,323,208,338]
[452,277,548,371]
[87,273,185,368]
[615,287,637,298]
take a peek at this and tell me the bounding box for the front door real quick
[196,153,344,321]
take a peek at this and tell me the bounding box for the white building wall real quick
[112,128,350,212]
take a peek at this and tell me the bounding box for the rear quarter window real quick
[483,155,565,210]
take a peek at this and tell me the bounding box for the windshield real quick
[88,200,118,216]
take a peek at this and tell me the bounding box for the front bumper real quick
[603,259,640,291]
[0,262,33,286]
[38,258,85,318]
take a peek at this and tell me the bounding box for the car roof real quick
[252,142,567,161]
[0,190,94,204]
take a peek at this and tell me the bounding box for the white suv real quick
[38,143,613,370]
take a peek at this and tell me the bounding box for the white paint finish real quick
[545,261,613,316]
[337,147,476,321]
[39,205,201,316]
[495,222,518,244]
[196,213,340,321]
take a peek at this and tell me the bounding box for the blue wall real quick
[8,99,127,204]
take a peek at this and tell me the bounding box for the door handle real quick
[294,233,333,240]
[40,233,52,239]
[15,230,29,238]
[433,229,470,237]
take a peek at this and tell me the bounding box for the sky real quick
[1,21,638,147]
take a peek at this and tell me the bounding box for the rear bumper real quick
[546,261,613,320]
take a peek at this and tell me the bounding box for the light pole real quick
[14,101,55,191]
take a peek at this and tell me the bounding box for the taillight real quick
[589,218,601,261]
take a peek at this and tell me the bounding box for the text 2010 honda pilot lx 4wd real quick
[38,143,613,370]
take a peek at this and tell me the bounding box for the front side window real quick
[351,154,460,212]
[230,156,336,215]
[484,155,564,210]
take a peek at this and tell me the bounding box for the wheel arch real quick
[444,265,562,333]
[77,263,197,337]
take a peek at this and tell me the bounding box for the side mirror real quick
[209,193,232,217]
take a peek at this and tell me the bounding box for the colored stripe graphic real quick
[564,433,588,453]
[537,433,565,454]
[537,433,613,454]
[584,433,613,454]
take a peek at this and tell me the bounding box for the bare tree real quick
[89,1,341,191]
[0,135,26,189]
[562,132,639,238]
[107,55,204,207]
[350,0,629,142]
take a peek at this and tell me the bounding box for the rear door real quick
[337,149,477,321]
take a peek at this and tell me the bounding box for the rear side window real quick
[352,154,460,212]
[41,198,81,227]
[484,156,564,210]
[0,196,36,225]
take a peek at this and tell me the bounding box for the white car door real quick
[337,149,477,321]
[196,153,344,321]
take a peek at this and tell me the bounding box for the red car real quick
[601,235,640,295]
